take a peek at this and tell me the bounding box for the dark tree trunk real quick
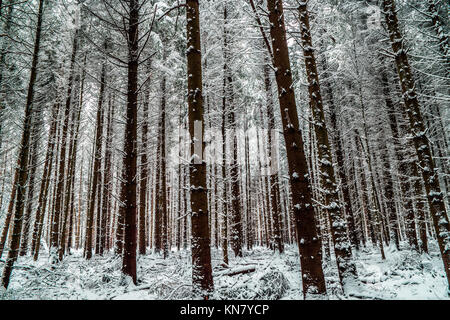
[243,118,253,250]
[229,109,243,258]
[59,75,83,260]
[266,0,326,297]
[153,131,162,253]
[222,6,243,258]
[120,0,139,284]
[176,105,183,251]
[186,0,214,299]
[221,47,229,265]
[0,161,18,259]
[159,66,168,259]
[0,1,14,154]
[138,64,150,255]
[1,0,45,289]
[100,93,114,255]
[263,56,283,254]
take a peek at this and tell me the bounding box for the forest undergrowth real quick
[1,243,448,300]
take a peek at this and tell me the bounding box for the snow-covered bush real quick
[256,267,290,299]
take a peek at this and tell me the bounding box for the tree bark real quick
[263,56,283,254]
[186,0,214,299]
[159,61,168,259]
[138,61,151,255]
[298,2,356,287]
[120,0,139,284]
[266,0,326,297]
[100,88,114,256]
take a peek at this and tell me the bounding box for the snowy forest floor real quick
[0,242,448,300]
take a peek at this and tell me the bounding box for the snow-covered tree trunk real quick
[0,0,14,154]
[382,0,450,289]
[381,66,420,251]
[266,0,326,298]
[30,100,59,260]
[263,56,283,254]
[59,73,82,261]
[159,55,168,259]
[85,46,106,260]
[51,27,79,259]
[100,94,114,255]
[320,53,359,251]
[1,0,45,290]
[298,2,357,288]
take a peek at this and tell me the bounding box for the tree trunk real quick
[382,0,450,289]
[30,101,59,260]
[59,71,83,260]
[139,61,151,255]
[100,89,114,256]
[0,162,18,259]
[222,5,243,258]
[159,62,168,259]
[186,0,214,299]
[153,129,162,253]
[1,0,44,289]
[244,117,253,250]
[298,2,356,287]
[381,67,420,251]
[85,54,106,260]
[263,56,283,254]
[321,53,359,251]
[221,40,229,265]
[266,0,326,297]
[0,0,14,153]
[50,28,79,258]
[120,0,139,284]
[177,104,183,251]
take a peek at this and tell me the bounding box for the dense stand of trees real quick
[0,0,448,298]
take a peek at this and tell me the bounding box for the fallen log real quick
[216,265,257,277]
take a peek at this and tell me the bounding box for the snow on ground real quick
[0,241,448,300]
